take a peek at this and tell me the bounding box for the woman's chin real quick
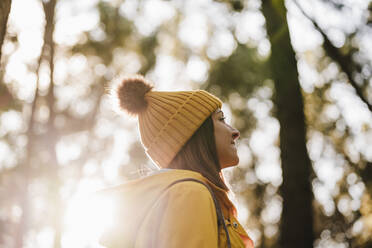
[221,157,239,169]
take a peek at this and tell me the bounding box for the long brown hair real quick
[168,115,235,213]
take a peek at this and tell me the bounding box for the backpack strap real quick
[165,178,231,248]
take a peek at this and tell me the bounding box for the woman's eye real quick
[219,117,226,122]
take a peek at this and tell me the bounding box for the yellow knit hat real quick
[115,75,222,167]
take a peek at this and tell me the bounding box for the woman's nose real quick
[232,128,240,140]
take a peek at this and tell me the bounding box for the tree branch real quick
[293,0,372,113]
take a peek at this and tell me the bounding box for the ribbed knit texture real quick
[138,90,222,167]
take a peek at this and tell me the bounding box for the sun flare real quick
[63,193,115,247]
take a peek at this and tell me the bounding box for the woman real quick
[99,75,254,248]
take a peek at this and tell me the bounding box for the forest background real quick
[0,0,371,247]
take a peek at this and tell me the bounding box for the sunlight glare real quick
[55,3,99,46]
[0,110,24,134]
[35,227,54,248]
[186,56,209,83]
[63,193,114,247]
[140,0,175,35]
[178,13,208,51]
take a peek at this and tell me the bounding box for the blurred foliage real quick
[0,0,371,247]
[207,42,270,132]
[72,2,134,64]
[208,43,268,97]
[72,1,157,75]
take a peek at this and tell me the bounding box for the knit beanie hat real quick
[115,75,222,167]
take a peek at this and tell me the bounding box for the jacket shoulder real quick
[136,178,219,247]
[165,179,214,200]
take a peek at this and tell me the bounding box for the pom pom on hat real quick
[116,75,153,116]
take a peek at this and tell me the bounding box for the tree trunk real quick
[40,1,63,247]
[14,1,59,247]
[0,0,11,63]
[0,0,12,110]
[261,1,314,247]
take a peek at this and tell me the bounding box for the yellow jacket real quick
[99,169,253,248]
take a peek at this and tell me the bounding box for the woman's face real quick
[212,109,240,169]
